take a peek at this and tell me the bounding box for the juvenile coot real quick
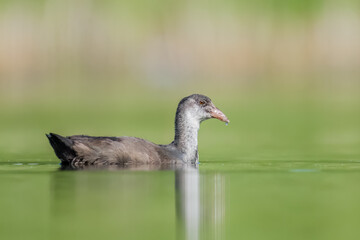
[46,94,229,168]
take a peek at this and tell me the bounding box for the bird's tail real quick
[46,133,76,163]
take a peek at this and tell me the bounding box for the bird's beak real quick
[210,105,230,123]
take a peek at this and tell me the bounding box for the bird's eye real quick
[199,101,205,105]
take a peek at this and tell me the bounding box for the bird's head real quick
[177,94,229,124]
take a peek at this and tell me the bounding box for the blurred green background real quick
[0,1,360,240]
[0,0,359,158]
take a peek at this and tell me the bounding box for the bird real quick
[46,94,229,169]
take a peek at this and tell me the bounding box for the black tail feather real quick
[46,133,76,162]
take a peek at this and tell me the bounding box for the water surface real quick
[1,155,360,240]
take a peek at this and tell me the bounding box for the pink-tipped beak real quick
[211,107,230,123]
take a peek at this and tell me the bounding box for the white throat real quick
[174,110,200,163]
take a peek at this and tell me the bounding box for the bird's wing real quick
[69,135,163,165]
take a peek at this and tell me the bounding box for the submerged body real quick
[47,94,229,168]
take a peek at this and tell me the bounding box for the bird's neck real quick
[173,110,200,163]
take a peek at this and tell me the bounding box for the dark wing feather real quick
[69,135,168,165]
[46,133,76,162]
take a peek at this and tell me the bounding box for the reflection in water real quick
[50,164,225,240]
[201,173,225,240]
[5,160,360,240]
[175,166,200,240]
[175,166,226,240]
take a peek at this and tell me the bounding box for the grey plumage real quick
[46,94,229,168]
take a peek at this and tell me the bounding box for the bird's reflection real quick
[175,165,200,240]
[51,163,225,240]
[175,166,226,240]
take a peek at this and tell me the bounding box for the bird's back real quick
[47,133,178,167]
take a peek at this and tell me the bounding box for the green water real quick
[1,160,360,240]
[0,96,359,240]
